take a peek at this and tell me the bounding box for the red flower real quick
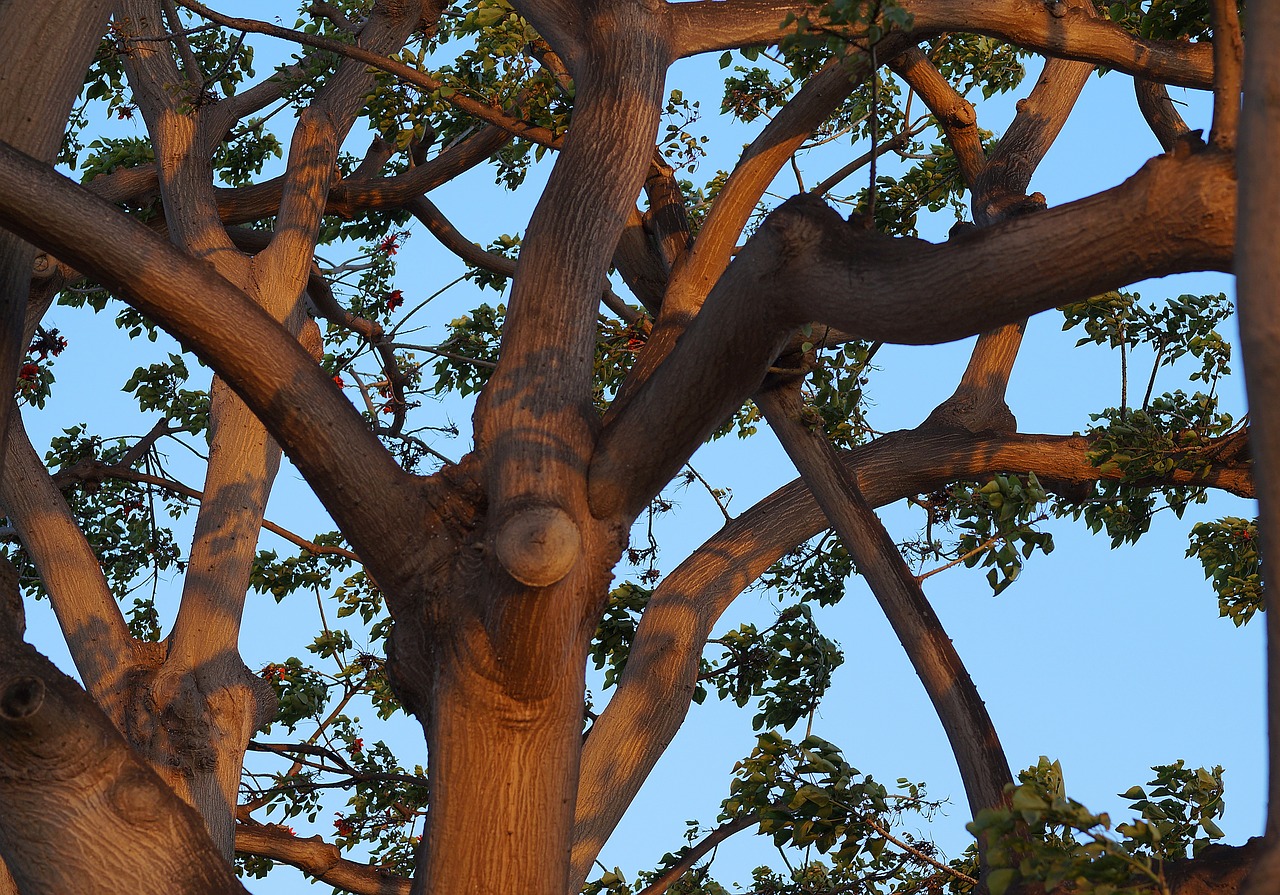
[332,375,346,389]
[350,737,364,754]
[385,289,404,311]
[378,235,400,255]
[17,363,39,381]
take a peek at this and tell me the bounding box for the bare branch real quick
[52,461,361,563]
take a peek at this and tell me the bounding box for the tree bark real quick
[1235,2,1280,892]
[0,638,251,895]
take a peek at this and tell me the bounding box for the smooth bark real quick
[1236,2,1280,892]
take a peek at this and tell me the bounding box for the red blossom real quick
[18,363,39,381]
[350,738,364,754]
[29,327,67,360]
[332,375,346,389]
[386,289,404,311]
[378,235,400,255]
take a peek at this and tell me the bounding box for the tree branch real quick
[0,408,132,710]
[889,47,985,188]
[178,0,562,148]
[1208,0,1243,151]
[667,0,1214,90]
[633,816,758,895]
[590,148,1235,520]
[472,24,671,587]
[611,40,911,427]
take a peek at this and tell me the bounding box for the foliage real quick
[970,758,1226,895]
[1187,517,1263,626]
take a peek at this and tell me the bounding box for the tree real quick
[0,0,1270,894]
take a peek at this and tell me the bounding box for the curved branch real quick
[571,425,1253,880]
[1134,78,1191,152]
[589,148,1235,519]
[234,824,410,895]
[0,140,419,585]
[667,0,1214,90]
[889,47,986,188]
[633,816,758,895]
[406,196,518,277]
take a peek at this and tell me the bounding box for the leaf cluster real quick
[970,757,1227,895]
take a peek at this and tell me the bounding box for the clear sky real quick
[16,8,1261,893]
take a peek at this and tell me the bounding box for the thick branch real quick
[890,47,985,187]
[611,41,910,426]
[933,48,1095,433]
[1208,0,1243,151]
[973,54,1094,224]
[668,0,1214,89]
[256,0,423,291]
[473,24,671,586]
[0,0,114,487]
[590,148,1236,519]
